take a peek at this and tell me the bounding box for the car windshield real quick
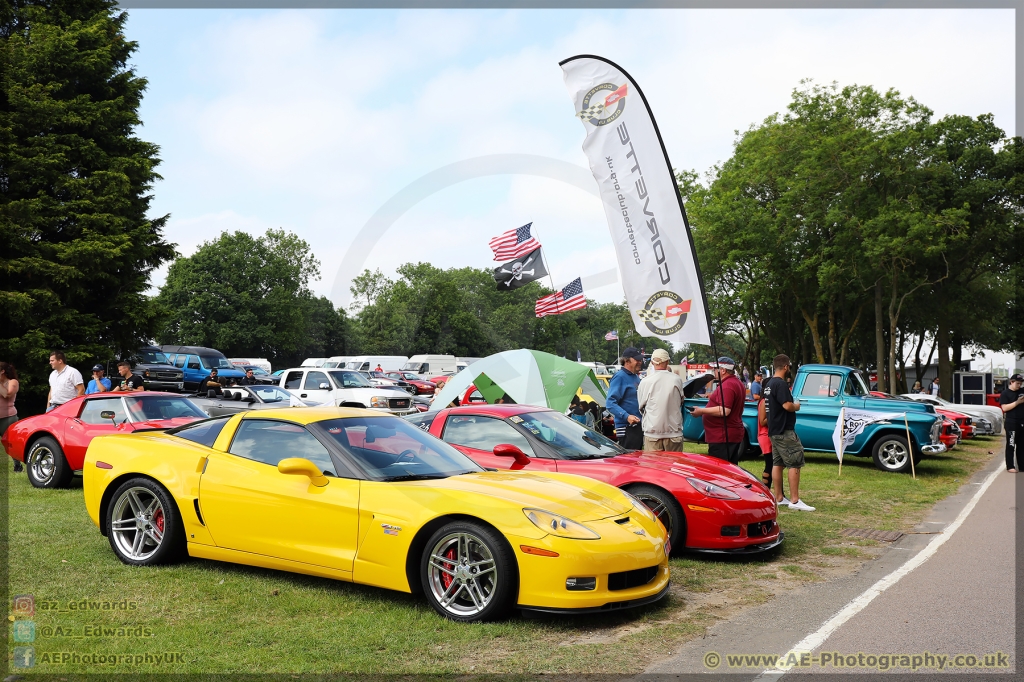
[513,411,627,459]
[125,396,208,421]
[136,350,170,365]
[314,416,481,480]
[401,362,424,373]
[249,386,296,403]
[248,366,269,375]
[328,371,372,389]
[401,372,420,380]
[201,356,235,370]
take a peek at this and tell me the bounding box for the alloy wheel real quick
[426,532,497,618]
[28,446,55,485]
[110,487,166,561]
[633,491,674,537]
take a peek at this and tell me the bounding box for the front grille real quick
[748,520,775,538]
[155,372,181,381]
[608,565,659,591]
[389,398,410,409]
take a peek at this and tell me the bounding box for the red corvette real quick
[2,392,207,489]
[384,371,437,395]
[870,391,974,440]
[406,404,782,556]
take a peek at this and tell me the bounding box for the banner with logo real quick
[831,407,906,463]
[560,55,713,347]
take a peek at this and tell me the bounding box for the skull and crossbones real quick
[499,253,537,286]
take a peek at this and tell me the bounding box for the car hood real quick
[422,471,632,522]
[126,416,203,431]
[601,450,757,489]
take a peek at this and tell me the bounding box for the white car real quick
[278,368,416,416]
[899,394,1003,435]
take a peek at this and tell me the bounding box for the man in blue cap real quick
[690,356,747,463]
[606,347,644,450]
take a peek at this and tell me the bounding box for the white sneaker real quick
[789,499,815,512]
[777,497,790,507]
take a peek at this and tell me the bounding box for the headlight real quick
[143,370,150,378]
[686,477,740,500]
[930,420,942,444]
[620,490,655,521]
[523,509,600,540]
[370,396,389,408]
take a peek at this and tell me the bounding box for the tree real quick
[0,0,174,411]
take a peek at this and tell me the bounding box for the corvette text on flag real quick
[561,55,712,345]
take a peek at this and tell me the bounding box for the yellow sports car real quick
[83,408,669,621]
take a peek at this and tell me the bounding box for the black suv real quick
[128,346,184,392]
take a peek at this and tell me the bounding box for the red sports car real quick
[384,371,437,395]
[870,391,974,440]
[2,392,207,489]
[406,404,782,556]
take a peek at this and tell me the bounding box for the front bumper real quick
[921,443,947,455]
[520,582,670,614]
[146,381,184,392]
[683,532,785,555]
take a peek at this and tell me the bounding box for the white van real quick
[301,358,328,367]
[344,355,409,372]
[402,354,457,376]
[229,358,272,373]
[322,356,351,369]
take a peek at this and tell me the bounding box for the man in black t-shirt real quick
[999,373,1024,472]
[110,360,145,392]
[199,368,223,396]
[239,368,259,385]
[764,354,814,511]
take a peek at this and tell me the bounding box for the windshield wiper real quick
[380,473,451,482]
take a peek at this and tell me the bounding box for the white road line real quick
[755,463,1004,681]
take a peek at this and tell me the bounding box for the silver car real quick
[190,385,311,418]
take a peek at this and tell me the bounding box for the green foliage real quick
[157,229,350,368]
[0,0,174,410]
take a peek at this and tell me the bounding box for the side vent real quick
[193,499,205,526]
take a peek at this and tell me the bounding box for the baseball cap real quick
[709,356,736,371]
[651,348,671,363]
[621,347,643,362]
[1010,373,1023,382]
[91,364,104,372]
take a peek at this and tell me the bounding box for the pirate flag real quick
[493,247,548,290]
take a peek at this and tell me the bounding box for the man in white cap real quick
[637,348,685,451]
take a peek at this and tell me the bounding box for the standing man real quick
[690,356,746,463]
[750,369,765,401]
[606,347,644,450]
[930,376,940,396]
[46,351,84,411]
[85,364,112,394]
[239,368,259,385]
[999,373,1024,473]
[111,361,145,392]
[764,354,814,511]
[637,348,685,452]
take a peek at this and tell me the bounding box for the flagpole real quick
[837,407,845,478]
[904,413,916,480]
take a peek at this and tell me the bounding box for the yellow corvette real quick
[83,408,669,621]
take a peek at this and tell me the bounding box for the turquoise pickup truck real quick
[683,364,946,473]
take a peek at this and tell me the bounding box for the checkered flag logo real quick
[636,308,665,321]
[576,102,607,120]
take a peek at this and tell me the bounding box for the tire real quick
[626,484,686,553]
[105,478,186,566]
[870,434,920,473]
[420,521,517,622]
[25,436,74,489]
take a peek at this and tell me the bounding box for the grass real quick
[5,435,998,675]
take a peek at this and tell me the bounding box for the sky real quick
[121,7,1019,367]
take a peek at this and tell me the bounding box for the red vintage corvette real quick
[2,392,207,489]
[406,404,782,556]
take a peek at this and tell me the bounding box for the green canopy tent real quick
[427,349,606,413]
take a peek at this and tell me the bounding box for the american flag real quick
[489,223,540,261]
[604,330,618,341]
[535,277,587,317]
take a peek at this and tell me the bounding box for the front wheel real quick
[871,435,920,473]
[106,478,186,566]
[627,484,686,553]
[25,436,74,489]
[420,521,516,622]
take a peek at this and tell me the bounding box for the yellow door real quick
[198,419,359,573]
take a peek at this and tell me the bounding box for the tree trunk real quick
[874,280,887,392]
[936,318,952,401]
[827,304,838,364]
[800,308,826,363]
[887,271,900,400]
[838,304,863,367]
[951,333,963,371]
[896,328,908,393]
[912,331,926,389]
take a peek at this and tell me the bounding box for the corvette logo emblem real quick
[635,291,691,336]
[576,83,628,126]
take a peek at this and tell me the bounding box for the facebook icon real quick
[13,646,35,668]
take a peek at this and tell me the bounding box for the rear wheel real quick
[25,436,74,489]
[420,521,516,622]
[106,478,186,566]
[871,434,920,473]
[627,484,686,553]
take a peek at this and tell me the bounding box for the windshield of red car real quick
[314,417,483,480]
[124,396,208,422]
[513,411,626,459]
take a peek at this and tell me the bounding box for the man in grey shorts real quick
[763,354,814,511]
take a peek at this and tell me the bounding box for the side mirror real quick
[100,410,115,420]
[493,443,531,468]
[277,458,328,487]
[243,395,255,404]
[319,382,331,390]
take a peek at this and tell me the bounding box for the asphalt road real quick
[643,448,1017,679]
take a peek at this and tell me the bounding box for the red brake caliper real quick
[440,546,457,590]
[153,509,164,534]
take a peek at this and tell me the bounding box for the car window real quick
[173,355,186,369]
[229,419,336,475]
[800,373,842,397]
[186,356,201,370]
[442,415,536,456]
[250,386,295,403]
[124,396,208,421]
[284,371,304,390]
[201,356,234,370]
[844,373,867,396]
[330,371,372,389]
[304,371,329,390]
[514,410,626,459]
[169,417,230,448]
[79,398,128,425]
[404,413,435,432]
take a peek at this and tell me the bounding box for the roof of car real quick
[238,406,394,424]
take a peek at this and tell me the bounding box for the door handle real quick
[300,393,307,398]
